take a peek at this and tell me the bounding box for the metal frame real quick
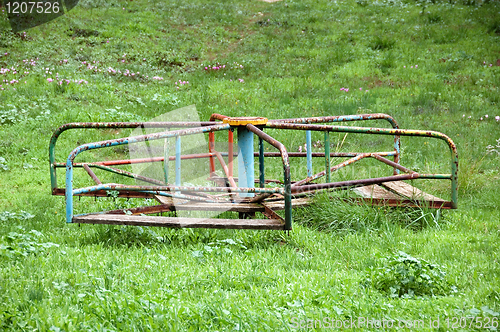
[49,113,458,231]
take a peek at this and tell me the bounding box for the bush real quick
[366,251,454,298]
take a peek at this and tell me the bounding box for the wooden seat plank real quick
[381,181,445,202]
[154,195,310,212]
[73,214,285,230]
[352,185,403,200]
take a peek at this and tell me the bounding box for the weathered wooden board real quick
[381,181,445,203]
[74,214,285,230]
[154,195,311,212]
[352,185,403,200]
[263,197,311,210]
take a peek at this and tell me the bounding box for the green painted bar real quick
[324,132,330,183]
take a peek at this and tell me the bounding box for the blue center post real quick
[237,127,255,197]
[222,117,269,198]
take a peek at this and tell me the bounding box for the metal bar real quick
[269,113,399,128]
[209,132,216,176]
[249,192,273,203]
[261,151,397,158]
[93,164,166,185]
[163,133,169,184]
[209,113,229,122]
[55,153,220,168]
[291,173,420,194]
[213,150,237,188]
[293,153,372,187]
[324,132,330,183]
[306,130,312,177]
[246,124,292,230]
[53,188,153,198]
[228,129,234,178]
[53,151,398,168]
[83,164,102,185]
[371,154,416,174]
[259,136,265,188]
[175,136,181,186]
[72,184,284,195]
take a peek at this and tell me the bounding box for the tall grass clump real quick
[295,190,445,233]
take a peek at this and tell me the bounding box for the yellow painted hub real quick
[222,116,268,126]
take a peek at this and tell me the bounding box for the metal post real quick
[306,130,312,177]
[163,133,169,184]
[259,136,265,188]
[65,159,73,223]
[209,132,215,176]
[284,169,292,231]
[175,135,181,186]
[228,129,234,178]
[237,127,254,197]
[324,132,330,183]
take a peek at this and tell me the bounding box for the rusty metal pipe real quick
[371,154,416,174]
[293,153,372,187]
[246,124,292,230]
[213,150,238,188]
[83,164,102,185]
[291,173,420,194]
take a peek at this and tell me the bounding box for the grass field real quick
[1,0,500,330]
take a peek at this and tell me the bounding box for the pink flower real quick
[495,116,499,121]
[359,87,362,91]
[298,146,302,152]
[485,115,489,118]
[415,65,418,68]
[47,78,53,82]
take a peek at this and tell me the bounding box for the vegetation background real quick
[0,0,499,330]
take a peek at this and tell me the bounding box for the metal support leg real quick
[306,130,312,177]
[175,135,181,186]
[259,136,265,188]
[324,132,330,183]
